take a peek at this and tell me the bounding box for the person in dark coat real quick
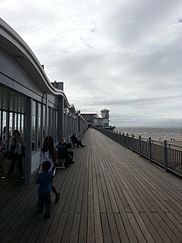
[57,137,74,168]
[70,133,85,147]
[8,130,25,176]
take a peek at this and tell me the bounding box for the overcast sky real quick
[1,0,182,127]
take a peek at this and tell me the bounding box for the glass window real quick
[3,111,7,131]
[21,114,24,137]
[14,113,17,130]
[48,107,52,136]
[42,105,46,139]
[18,113,21,132]
[2,112,7,150]
[52,109,56,141]
[32,101,36,151]
[37,103,41,148]
[47,107,49,135]
[55,110,58,142]
[54,109,57,142]
[2,111,7,141]
[47,107,57,141]
[9,112,13,138]
[12,113,15,131]
[16,113,18,129]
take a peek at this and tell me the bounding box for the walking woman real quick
[8,130,24,176]
[0,136,6,173]
[39,136,60,203]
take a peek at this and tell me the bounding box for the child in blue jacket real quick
[36,161,53,218]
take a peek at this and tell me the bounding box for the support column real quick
[45,93,48,135]
[24,97,32,185]
[58,96,64,140]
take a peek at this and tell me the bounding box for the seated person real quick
[70,133,85,147]
[57,138,74,168]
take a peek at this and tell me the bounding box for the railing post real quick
[139,136,141,154]
[164,140,168,171]
[122,133,124,145]
[117,131,119,142]
[132,134,134,151]
[126,133,129,148]
[119,132,121,144]
[149,137,152,161]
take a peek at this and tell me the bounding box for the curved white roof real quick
[0,18,72,109]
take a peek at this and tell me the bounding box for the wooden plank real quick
[92,163,103,243]
[166,212,182,233]
[127,212,147,243]
[87,213,95,243]
[134,213,155,243]
[70,213,81,243]
[114,213,129,243]
[140,213,163,243]
[153,213,180,243]
[61,213,75,243]
[100,213,110,237]
[78,213,87,243]
[120,211,138,243]
[159,212,182,242]
[53,213,67,243]
[87,151,94,215]
[149,213,173,243]
[0,186,36,241]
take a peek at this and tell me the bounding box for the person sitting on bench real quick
[70,133,85,148]
[57,138,74,168]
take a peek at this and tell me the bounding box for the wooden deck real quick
[0,128,182,243]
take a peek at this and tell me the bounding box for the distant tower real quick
[101,109,109,119]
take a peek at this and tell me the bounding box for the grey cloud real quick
[101,0,181,46]
[0,1,64,39]
[137,40,182,77]
[177,18,182,23]
[111,116,182,128]
[1,0,182,127]
[87,95,182,106]
[47,50,109,85]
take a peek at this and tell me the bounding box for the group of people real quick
[0,129,85,218]
[37,133,85,218]
[37,136,60,218]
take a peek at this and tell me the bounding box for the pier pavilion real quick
[0,18,87,184]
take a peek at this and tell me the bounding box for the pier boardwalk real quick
[0,129,182,243]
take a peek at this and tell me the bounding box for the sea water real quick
[114,127,182,142]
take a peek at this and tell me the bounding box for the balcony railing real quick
[96,128,182,178]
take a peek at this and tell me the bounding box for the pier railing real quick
[96,128,182,177]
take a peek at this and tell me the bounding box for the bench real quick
[56,158,66,169]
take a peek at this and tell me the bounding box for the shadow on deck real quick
[0,128,182,243]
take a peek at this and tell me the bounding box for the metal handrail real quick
[96,128,182,178]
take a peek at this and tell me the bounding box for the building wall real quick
[0,18,88,184]
[0,48,43,101]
